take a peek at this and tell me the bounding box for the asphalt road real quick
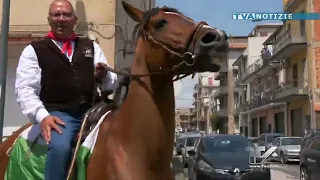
[172,155,300,180]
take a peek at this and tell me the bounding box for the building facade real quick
[233,24,283,137]
[212,37,247,134]
[175,108,195,130]
[0,0,155,136]
[232,0,320,137]
[193,73,219,132]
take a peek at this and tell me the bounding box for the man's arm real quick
[15,45,50,124]
[93,42,118,91]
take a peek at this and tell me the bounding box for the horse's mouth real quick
[193,54,228,73]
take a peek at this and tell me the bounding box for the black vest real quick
[31,37,96,112]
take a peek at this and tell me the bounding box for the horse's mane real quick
[111,6,183,109]
[159,6,183,15]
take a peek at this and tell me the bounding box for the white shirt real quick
[15,39,118,124]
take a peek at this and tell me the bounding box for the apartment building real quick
[233,24,283,137]
[193,73,219,132]
[212,37,247,134]
[233,0,320,137]
[175,108,195,130]
[0,0,155,136]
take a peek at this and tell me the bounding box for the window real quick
[272,138,280,145]
[260,32,268,37]
[310,138,320,151]
[186,137,200,147]
[292,64,298,87]
[266,78,272,90]
[208,77,213,85]
[300,11,306,36]
[300,20,306,36]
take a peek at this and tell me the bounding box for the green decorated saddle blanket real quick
[4,111,110,180]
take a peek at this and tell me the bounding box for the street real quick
[172,155,300,180]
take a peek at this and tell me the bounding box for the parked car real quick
[248,137,259,147]
[175,132,201,156]
[181,134,202,167]
[175,136,187,155]
[270,137,302,164]
[257,133,285,149]
[187,134,270,180]
[300,136,320,180]
[301,129,320,150]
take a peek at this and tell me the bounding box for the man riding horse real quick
[15,0,118,179]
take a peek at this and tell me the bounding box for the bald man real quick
[15,0,118,179]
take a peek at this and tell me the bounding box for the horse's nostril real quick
[200,32,220,45]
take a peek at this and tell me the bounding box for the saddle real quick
[72,73,131,144]
[73,91,114,144]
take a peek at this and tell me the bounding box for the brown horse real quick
[0,1,228,180]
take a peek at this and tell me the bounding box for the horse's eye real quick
[154,19,167,30]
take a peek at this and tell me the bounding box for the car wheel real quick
[300,166,309,180]
[280,153,287,164]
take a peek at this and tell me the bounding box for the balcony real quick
[213,86,228,98]
[212,105,227,117]
[273,80,308,102]
[235,73,245,86]
[242,55,280,84]
[214,71,227,80]
[193,92,197,98]
[249,90,275,110]
[219,63,228,73]
[235,103,249,115]
[270,30,307,60]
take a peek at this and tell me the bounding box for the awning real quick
[241,102,284,114]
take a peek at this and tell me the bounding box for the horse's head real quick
[122,1,229,75]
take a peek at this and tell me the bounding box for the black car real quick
[301,129,320,150]
[300,135,320,180]
[187,134,270,180]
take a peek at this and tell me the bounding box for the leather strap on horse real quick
[66,76,101,180]
[66,114,90,180]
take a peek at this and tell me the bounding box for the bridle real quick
[103,7,208,81]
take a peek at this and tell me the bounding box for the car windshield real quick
[186,137,199,146]
[203,136,254,153]
[266,135,283,143]
[281,138,302,145]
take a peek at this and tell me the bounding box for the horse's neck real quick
[126,46,175,134]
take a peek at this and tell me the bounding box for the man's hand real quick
[40,116,65,143]
[95,62,108,79]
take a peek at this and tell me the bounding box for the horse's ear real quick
[122,1,143,23]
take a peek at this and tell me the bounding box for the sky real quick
[155,0,284,108]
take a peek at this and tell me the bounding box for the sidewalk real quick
[271,169,298,180]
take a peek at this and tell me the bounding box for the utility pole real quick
[0,0,11,142]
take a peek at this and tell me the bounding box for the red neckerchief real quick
[47,31,78,56]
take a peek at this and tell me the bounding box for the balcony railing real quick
[213,86,228,98]
[235,103,249,114]
[219,63,228,72]
[272,30,306,58]
[212,105,227,117]
[274,80,308,100]
[248,90,275,109]
[242,52,279,83]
